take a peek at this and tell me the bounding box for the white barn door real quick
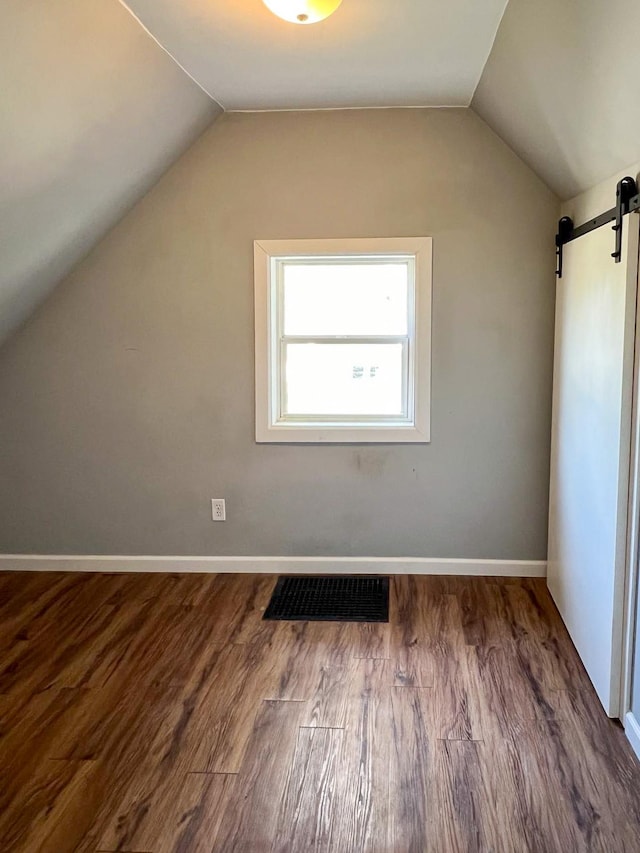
[547,215,639,717]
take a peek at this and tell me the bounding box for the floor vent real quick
[263,575,389,623]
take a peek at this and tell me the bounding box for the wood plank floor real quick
[0,572,639,852]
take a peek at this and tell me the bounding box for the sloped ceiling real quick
[473,0,640,200]
[4,0,639,347]
[121,0,640,199]
[121,0,509,109]
[0,0,221,343]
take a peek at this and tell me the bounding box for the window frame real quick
[254,237,432,444]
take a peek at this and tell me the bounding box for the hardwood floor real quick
[0,572,639,852]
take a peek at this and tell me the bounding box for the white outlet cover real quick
[211,499,226,521]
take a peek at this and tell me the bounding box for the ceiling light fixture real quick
[262,0,343,25]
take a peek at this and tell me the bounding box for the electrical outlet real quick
[211,499,226,521]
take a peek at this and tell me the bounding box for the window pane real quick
[284,342,405,417]
[282,261,409,335]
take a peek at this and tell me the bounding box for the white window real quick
[254,237,432,443]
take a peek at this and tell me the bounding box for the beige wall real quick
[0,108,559,558]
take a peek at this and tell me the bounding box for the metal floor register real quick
[263,575,390,623]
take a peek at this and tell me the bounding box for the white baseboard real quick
[0,554,546,577]
[624,711,640,761]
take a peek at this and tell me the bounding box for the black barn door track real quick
[263,575,389,623]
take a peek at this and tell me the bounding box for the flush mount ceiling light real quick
[262,0,343,25]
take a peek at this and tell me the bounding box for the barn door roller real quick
[555,176,640,278]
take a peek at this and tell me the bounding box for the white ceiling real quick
[121,0,509,109]
[473,0,640,200]
[6,0,640,346]
[0,0,219,344]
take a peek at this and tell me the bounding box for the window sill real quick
[255,423,431,444]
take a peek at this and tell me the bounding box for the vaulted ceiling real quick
[0,0,220,342]
[120,0,509,109]
[472,0,640,201]
[2,0,640,345]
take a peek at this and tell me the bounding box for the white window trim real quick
[254,237,432,444]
